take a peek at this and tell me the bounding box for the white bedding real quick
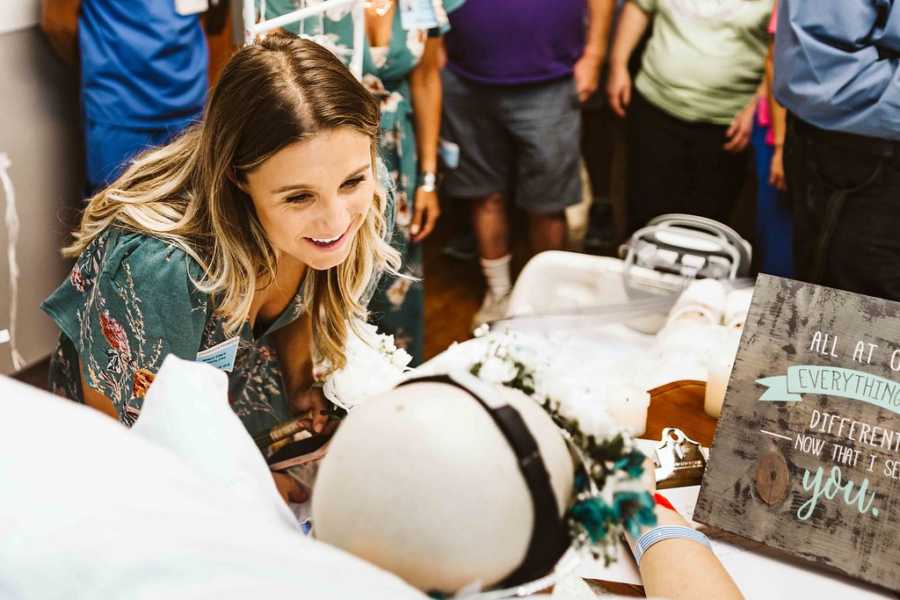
[0,358,426,600]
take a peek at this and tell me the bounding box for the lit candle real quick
[607,383,650,436]
[705,329,742,419]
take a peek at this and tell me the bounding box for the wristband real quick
[418,171,437,193]
[634,526,712,566]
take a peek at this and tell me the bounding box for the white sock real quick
[480,254,512,298]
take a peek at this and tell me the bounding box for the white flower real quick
[322,320,412,410]
[390,348,413,369]
[477,353,518,384]
[533,359,620,440]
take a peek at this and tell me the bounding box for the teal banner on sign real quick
[757,365,900,413]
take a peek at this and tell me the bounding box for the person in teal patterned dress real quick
[41,38,399,499]
[265,0,464,364]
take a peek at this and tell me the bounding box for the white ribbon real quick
[0,153,25,370]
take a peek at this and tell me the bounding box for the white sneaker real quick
[473,291,511,328]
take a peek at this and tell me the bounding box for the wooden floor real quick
[421,204,484,361]
[420,200,539,361]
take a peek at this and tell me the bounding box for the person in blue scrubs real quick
[74,1,209,194]
[775,0,900,300]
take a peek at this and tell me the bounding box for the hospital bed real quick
[495,214,754,391]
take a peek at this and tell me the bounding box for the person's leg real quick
[583,106,617,252]
[472,191,514,318]
[504,77,580,256]
[788,118,900,299]
[783,114,813,280]
[564,160,594,251]
[827,164,900,300]
[529,212,567,254]
[440,69,513,324]
[684,120,748,224]
[582,106,615,201]
[471,192,510,260]
[625,93,690,234]
[751,117,794,277]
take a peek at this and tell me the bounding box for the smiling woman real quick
[40,38,400,481]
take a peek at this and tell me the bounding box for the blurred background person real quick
[752,0,792,278]
[41,0,209,195]
[265,0,464,365]
[582,0,628,255]
[776,0,900,300]
[608,0,772,234]
[441,0,616,327]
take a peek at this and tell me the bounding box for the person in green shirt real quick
[608,0,771,233]
[264,0,464,365]
[41,37,399,500]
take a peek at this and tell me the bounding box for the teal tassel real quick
[614,449,647,479]
[613,491,658,538]
[574,470,589,492]
[570,497,616,543]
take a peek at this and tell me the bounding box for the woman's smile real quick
[304,222,352,252]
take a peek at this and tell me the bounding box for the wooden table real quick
[644,380,717,447]
[590,380,718,597]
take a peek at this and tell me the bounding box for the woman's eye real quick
[341,176,366,190]
[286,193,312,204]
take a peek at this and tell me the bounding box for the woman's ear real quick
[226,167,247,193]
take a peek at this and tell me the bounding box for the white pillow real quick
[131,355,297,531]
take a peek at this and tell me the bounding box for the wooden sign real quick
[695,275,900,591]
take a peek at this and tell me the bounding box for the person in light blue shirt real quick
[774,0,900,301]
[78,0,209,193]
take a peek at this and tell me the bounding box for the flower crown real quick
[454,330,656,565]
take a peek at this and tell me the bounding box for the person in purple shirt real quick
[441,0,614,326]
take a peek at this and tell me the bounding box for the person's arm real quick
[607,1,652,117]
[269,311,328,433]
[635,503,744,600]
[766,38,787,190]
[253,312,323,504]
[574,0,616,103]
[408,36,443,243]
[774,1,899,138]
[626,460,744,599]
[40,0,81,65]
[723,79,764,153]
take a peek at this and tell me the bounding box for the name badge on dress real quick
[399,0,438,30]
[174,0,209,16]
[196,336,240,372]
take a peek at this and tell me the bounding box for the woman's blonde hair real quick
[65,37,400,371]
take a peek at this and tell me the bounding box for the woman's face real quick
[244,127,375,271]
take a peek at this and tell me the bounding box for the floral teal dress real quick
[42,184,393,437]
[42,229,300,437]
[266,0,464,364]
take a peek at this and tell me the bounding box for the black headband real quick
[398,372,570,588]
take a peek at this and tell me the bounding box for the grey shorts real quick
[440,68,582,215]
